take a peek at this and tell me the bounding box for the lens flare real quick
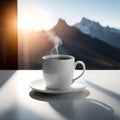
[18,7,52,31]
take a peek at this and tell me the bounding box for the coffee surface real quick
[47,56,71,60]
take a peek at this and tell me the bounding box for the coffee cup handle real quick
[72,61,86,83]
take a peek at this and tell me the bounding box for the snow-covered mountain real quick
[106,26,120,34]
[51,19,120,69]
[74,17,120,48]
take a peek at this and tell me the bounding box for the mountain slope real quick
[51,19,120,69]
[74,17,120,48]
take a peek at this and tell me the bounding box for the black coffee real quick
[48,56,71,60]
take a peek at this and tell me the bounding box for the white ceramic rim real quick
[42,54,74,61]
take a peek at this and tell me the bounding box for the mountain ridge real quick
[51,18,120,69]
[19,18,120,69]
[74,17,120,48]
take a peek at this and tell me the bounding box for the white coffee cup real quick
[42,54,86,90]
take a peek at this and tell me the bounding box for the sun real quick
[18,7,52,31]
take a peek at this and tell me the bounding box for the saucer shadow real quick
[29,89,119,120]
[29,88,90,101]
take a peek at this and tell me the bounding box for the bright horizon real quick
[18,0,120,31]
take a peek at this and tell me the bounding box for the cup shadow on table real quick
[29,89,119,120]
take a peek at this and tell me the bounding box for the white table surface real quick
[0,70,120,120]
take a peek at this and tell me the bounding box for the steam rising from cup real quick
[46,31,62,55]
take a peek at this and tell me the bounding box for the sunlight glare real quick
[18,7,52,31]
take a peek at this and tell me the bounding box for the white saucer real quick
[30,79,87,94]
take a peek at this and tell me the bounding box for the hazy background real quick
[18,0,120,69]
[18,0,120,30]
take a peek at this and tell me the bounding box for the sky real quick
[18,0,120,31]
